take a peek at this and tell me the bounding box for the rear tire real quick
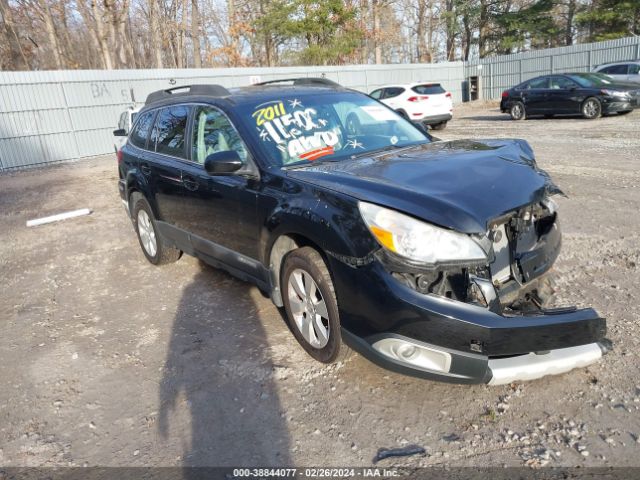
[431,121,447,130]
[509,101,526,120]
[131,193,182,265]
[396,109,409,120]
[582,97,602,119]
[281,247,351,364]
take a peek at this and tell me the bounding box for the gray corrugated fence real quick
[466,36,640,100]
[0,34,639,171]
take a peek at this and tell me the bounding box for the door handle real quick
[182,174,199,191]
[140,163,151,176]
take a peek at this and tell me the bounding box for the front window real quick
[192,106,249,164]
[238,92,429,167]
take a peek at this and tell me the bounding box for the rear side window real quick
[129,110,155,149]
[600,64,628,75]
[151,106,190,158]
[526,77,549,89]
[549,77,577,89]
[383,87,405,99]
[412,84,445,95]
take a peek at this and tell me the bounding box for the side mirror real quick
[204,150,243,175]
[113,128,127,136]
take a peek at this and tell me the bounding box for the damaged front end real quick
[343,196,609,384]
[387,198,562,316]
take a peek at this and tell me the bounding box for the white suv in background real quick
[370,82,453,130]
[113,106,141,153]
[593,62,640,84]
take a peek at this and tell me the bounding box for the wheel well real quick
[268,233,326,307]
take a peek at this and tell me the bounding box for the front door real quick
[181,105,261,268]
[548,76,580,114]
[521,77,550,114]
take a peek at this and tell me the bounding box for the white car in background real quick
[370,82,453,130]
[113,106,141,153]
[593,61,640,84]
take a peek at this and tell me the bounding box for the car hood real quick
[286,139,561,234]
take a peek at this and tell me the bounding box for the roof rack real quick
[145,84,231,105]
[255,77,341,88]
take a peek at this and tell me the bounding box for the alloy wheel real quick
[287,268,330,348]
[511,103,524,120]
[583,99,600,119]
[137,209,157,257]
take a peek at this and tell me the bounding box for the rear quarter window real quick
[412,84,445,95]
[129,110,155,149]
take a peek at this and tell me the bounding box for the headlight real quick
[358,201,487,265]
[601,89,629,98]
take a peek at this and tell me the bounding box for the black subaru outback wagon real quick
[116,79,608,384]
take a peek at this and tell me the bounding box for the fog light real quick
[372,337,452,373]
[397,344,417,359]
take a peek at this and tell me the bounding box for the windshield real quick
[238,91,429,167]
[568,73,615,87]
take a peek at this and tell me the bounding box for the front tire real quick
[131,193,182,265]
[281,247,351,363]
[431,121,447,130]
[582,97,602,119]
[510,101,526,120]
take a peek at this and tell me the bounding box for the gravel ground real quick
[1,102,639,469]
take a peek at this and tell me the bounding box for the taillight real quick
[445,92,452,98]
[408,95,429,102]
[501,91,509,98]
[117,149,124,164]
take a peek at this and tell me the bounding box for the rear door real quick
[521,76,550,114]
[146,105,191,230]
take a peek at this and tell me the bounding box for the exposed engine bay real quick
[385,198,561,314]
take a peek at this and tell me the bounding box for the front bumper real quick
[330,259,607,384]
[343,328,609,384]
[602,99,638,113]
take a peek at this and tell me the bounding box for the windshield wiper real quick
[350,143,424,159]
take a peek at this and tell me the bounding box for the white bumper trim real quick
[488,343,603,385]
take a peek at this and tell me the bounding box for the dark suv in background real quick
[116,79,608,384]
